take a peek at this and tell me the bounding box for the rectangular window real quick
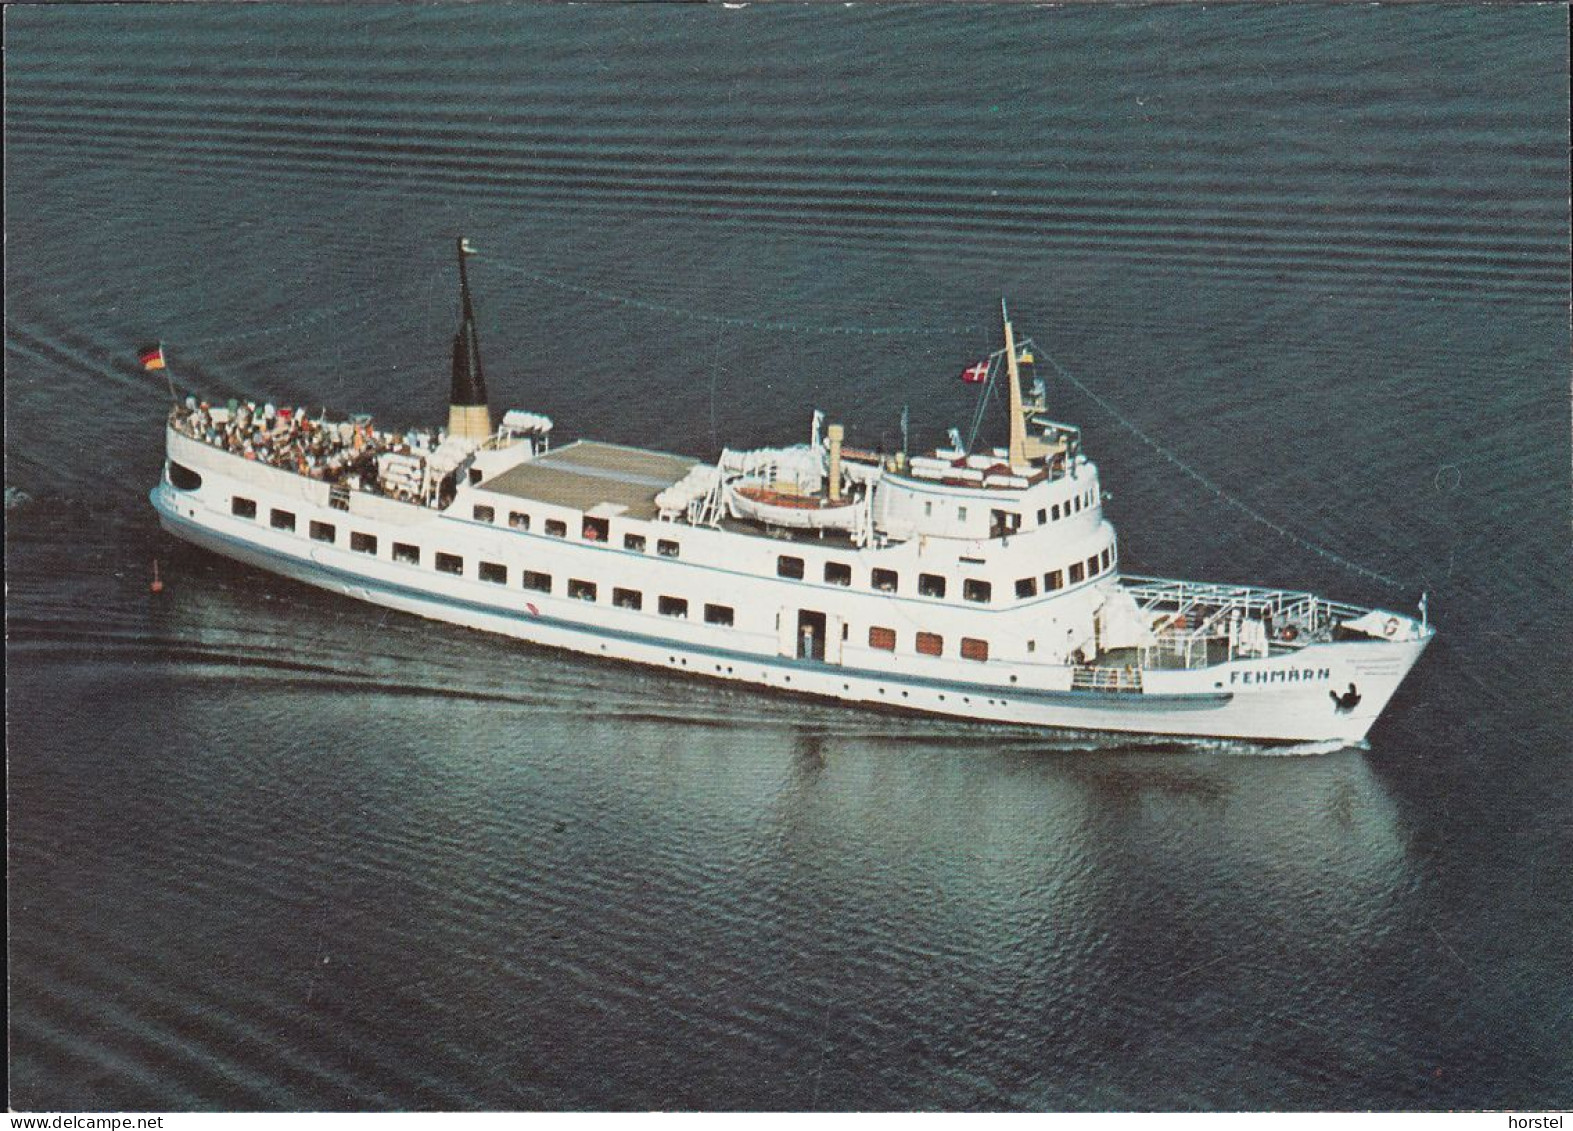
[918,573,947,599]
[957,506,968,522]
[521,570,551,593]
[350,532,378,555]
[960,638,990,662]
[1037,509,1047,524]
[309,520,336,543]
[473,505,495,523]
[871,568,898,593]
[393,542,419,565]
[657,539,680,559]
[624,533,646,552]
[568,579,597,601]
[916,632,943,657]
[704,603,734,626]
[963,579,992,603]
[232,497,257,519]
[270,508,296,532]
[1051,504,1061,521]
[1101,548,1112,571]
[658,595,688,618]
[1045,569,1064,591]
[1015,576,1039,599]
[479,561,507,584]
[777,555,805,580]
[824,561,852,587]
[1074,497,1082,513]
[435,552,463,575]
[1069,562,1085,583]
[1087,554,1100,577]
[509,511,530,530]
[582,517,609,543]
[869,626,896,652]
[613,587,642,610]
[544,518,567,538]
[924,501,933,517]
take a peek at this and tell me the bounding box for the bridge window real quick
[473,505,495,523]
[231,496,256,519]
[1074,497,1082,513]
[961,638,989,662]
[777,555,805,580]
[916,632,943,657]
[1045,569,1064,591]
[624,533,646,552]
[310,521,336,543]
[582,517,609,542]
[270,508,296,532]
[1036,508,1046,525]
[869,626,896,651]
[1086,554,1100,578]
[1015,576,1038,599]
[1051,503,1061,521]
[613,587,642,610]
[169,461,202,490]
[1101,548,1112,571]
[704,603,734,626]
[918,573,947,599]
[521,570,551,593]
[963,579,992,603]
[1069,562,1085,584]
[509,511,530,530]
[393,542,419,564]
[351,532,378,555]
[568,579,597,601]
[871,568,898,593]
[658,595,688,618]
[657,539,681,559]
[824,561,852,586]
[544,518,567,538]
[480,561,507,584]
[435,552,463,575]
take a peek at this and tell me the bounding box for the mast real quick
[1002,299,1028,469]
[447,236,493,443]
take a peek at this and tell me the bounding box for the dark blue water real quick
[6,4,1570,1112]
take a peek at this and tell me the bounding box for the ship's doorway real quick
[797,610,828,661]
[990,508,1022,540]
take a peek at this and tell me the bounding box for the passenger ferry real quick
[150,239,1433,743]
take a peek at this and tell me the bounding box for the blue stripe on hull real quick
[152,489,1233,714]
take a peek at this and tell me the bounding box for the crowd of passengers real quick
[172,398,447,498]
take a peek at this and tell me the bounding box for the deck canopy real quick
[481,440,697,520]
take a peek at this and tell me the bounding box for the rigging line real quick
[1042,353,1413,594]
[477,255,981,337]
[180,290,383,350]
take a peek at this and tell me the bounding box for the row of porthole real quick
[648,653,1014,709]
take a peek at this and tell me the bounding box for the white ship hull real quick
[151,437,1428,744]
[151,257,1431,746]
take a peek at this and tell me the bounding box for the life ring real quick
[1383,617,1400,638]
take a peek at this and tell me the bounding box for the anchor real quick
[1329,682,1362,712]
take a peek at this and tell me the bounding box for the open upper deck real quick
[479,440,698,520]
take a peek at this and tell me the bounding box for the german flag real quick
[139,343,167,371]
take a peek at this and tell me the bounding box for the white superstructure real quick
[150,241,1432,743]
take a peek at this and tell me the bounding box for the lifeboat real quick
[727,479,861,531]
